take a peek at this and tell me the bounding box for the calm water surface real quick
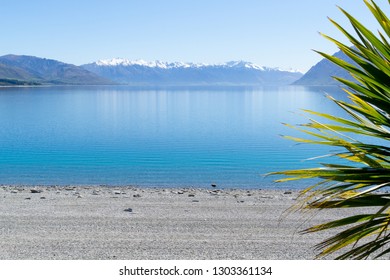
[0,86,347,188]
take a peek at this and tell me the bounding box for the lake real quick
[0,85,347,188]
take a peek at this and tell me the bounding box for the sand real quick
[0,185,373,260]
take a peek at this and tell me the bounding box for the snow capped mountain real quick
[223,61,264,70]
[93,58,301,72]
[95,58,208,68]
[0,54,303,86]
[82,59,303,86]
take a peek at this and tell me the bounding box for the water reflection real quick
[0,86,347,188]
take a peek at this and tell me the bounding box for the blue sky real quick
[1,0,388,72]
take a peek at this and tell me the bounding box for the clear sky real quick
[1,0,388,72]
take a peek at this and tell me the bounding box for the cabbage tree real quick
[272,0,390,259]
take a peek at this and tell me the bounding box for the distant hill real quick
[294,49,355,86]
[0,55,113,85]
[0,62,36,81]
[82,59,303,86]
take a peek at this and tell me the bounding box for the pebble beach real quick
[0,185,366,260]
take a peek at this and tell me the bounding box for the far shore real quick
[0,185,372,260]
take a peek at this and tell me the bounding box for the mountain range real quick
[82,59,303,86]
[0,55,303,86]
[0,51,353,86]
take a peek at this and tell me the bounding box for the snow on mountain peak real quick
[223,61,265,70]
[93,58,301,73]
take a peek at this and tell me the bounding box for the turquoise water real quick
[0,86,347,188]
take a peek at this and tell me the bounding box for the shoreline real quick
[0,185,367,260]
[0,184,293,190]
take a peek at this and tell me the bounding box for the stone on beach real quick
[30,189,42,194]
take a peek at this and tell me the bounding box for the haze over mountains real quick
[0,51,352,86]
[82,59,302,86]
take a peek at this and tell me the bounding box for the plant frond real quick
[271,0,390,259]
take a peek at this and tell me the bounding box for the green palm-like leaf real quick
[270,0,390,259]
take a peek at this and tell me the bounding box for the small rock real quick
[192,200,199,203]
[11,190,18,194]
[211,184,217,188]
[133,194,141,198]
[124,208,133,212]
[188,194,195,197]
[30,189,42,194]
[177,191,184,195]
[114,191,121,195]
[40,197,46,199]
[284,191,292,195]
[77,195,83,198]
[209,190,220,195]
[92,191,99,195]
[25,197,31,200]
